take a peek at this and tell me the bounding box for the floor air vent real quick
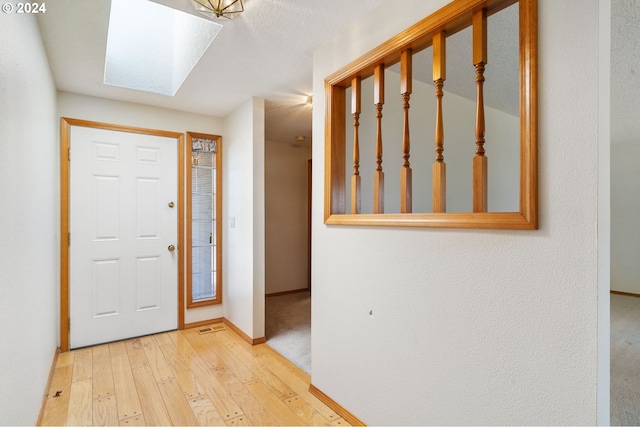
[198,324,226,334]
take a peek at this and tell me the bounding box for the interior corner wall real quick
[0,14,59,425]
[57,92,225,325]
[311,0,602,425]
[596,0,611,423]
[223,97,266,339]
[610,0,640,296]
[265,140,311,294]
[611,142,640,294]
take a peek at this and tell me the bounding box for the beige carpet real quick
[611,293,640,426]
[265,291,311,375]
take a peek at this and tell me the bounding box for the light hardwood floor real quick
[39,325,350,426]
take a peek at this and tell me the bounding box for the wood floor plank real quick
[131,365,173,426]
[154,333,204,400]
[56,351,75,368]
[119,414,146,426]
[182,329,225,369]
[157,378,200,426]
[225,414,252,426]
[140,335,174,383]
[223,375,280,426]
[92,344,115,399]
[192,330,257,383]
[153,332,179,352]
[330,417,352,426]
[125,338,149,369]
[188,395,227,426]
[216,330,296,400]
[93,395,119,426]
[39,327,345,427]
[109,341,127,357]
[67,379,92,426]
[72,347,93,382]
[166,330,198,358]
[111,354,143,421]
[187,333,295,426]
[284,394,333,426]
[256,342,311,383]
[40,365,73,426]
[255,347,339,422]
[244,379,306,426]
[180,333,245,421]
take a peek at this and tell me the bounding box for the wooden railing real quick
[324,0,537,229]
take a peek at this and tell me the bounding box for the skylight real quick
[105,0,222,96]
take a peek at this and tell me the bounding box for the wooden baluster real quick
[473,8,488,212]
[351,76,361,214]
[373,64,385,214]
[400,49,412,213]
[432,31,447,213]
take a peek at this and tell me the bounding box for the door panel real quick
[69,126,178,349]
[93,258,120,317]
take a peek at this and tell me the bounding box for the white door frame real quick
[60,118,185,352]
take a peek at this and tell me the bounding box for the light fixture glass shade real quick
[191,0,244,19]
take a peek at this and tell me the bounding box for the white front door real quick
[69,126,178,349]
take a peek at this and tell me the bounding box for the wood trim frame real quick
[223,318,266,345]
[187,317,266,345]
[309,384,366,426]
[611,290,640,298]
[185,132,223,308]
[265,288,310,298]
[59,118,185,352]
[324,0,538,230]
[184,317,224,330]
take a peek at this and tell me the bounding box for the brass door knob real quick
[168,244,176,252]
[168,201,175,208]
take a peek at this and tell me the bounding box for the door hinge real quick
[68,232,71,246]
[68,318,70,331]
[68,147,70,161]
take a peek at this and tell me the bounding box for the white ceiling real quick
[36,1,639,146]
[36,0,385,144]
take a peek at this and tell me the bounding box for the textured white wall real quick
[58,92,225,325]
[311,0,603,424]
[0,14,59,425]
[265,140,311,294]
[223,97,265,339]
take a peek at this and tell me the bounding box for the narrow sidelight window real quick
[187,132,222,307]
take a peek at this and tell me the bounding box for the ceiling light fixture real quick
[191,0,244,19]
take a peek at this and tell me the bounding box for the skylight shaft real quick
[104,0,222,96]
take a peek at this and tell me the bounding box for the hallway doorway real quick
[264,138,312,372]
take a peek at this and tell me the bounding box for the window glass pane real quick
[194,166,213,194]
[193,194,213,220]
[192,271,214,301]
[191,149,217,302]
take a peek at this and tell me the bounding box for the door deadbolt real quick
[168,244,176,252]
[168,201,175,208]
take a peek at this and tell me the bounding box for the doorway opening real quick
[264,140,312,374]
